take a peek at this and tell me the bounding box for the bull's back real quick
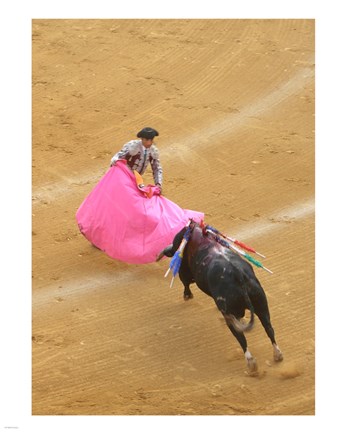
[187,243,253,293]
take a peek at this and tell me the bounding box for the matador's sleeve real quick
[150,145,163,185]
[110,140,139,166]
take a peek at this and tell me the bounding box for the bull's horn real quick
[156,250,165,262]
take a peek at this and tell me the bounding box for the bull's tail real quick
[226,310,255,333]
[224,288,255,333]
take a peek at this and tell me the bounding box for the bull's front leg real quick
[179,265,194,301]
[183,283,193,301]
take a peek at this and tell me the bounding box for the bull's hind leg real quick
[227,323,258,373]
[256,308,283,362]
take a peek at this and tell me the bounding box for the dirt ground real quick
[32,19,315,416]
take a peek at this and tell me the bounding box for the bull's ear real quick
[156,245,174,261]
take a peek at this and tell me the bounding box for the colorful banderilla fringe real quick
[205,226,272,274]
[165,220,192,287]
[205,224,265,258]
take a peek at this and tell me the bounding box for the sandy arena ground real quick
[32,19,315,416]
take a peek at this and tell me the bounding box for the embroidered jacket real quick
[110,139,163,186]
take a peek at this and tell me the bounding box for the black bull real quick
[157,221,283,373]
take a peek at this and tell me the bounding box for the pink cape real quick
[76,160,204,264]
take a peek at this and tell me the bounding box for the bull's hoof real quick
[274,351,284,362]
[184,293,194,301]
[273,344,283,362]
[246,357,258,374]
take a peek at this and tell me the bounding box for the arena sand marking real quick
[162,65,314,157]
[234,198,315,241]
[32,63,314,205]
[32,198,314,309]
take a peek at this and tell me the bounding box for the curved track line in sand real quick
[235,197,314,240]
[32,63,314,204]
[33,198,314,308]
[163,65,314,152]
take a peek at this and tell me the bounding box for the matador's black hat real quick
[137,127,159,140]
